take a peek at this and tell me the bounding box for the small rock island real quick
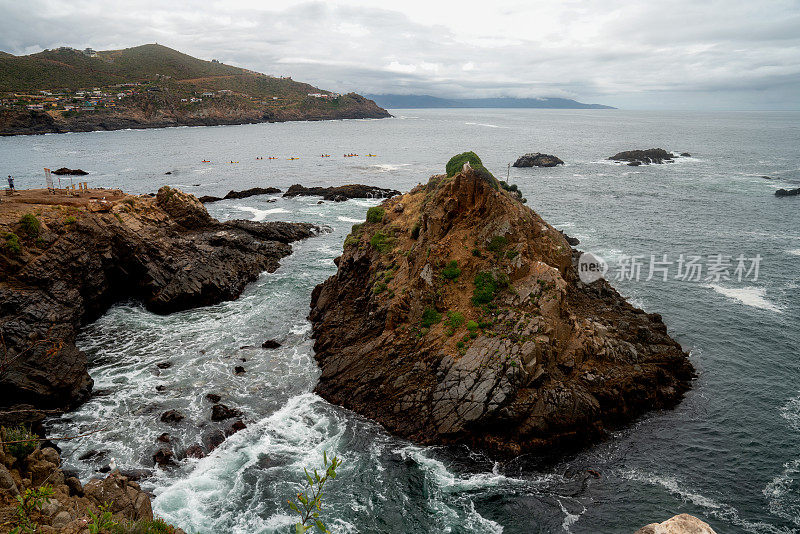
[512,153,564,167]
[310,153,694,457]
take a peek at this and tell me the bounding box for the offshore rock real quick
[283,184,400,202]
[775,187,800,197]
[310,167,693,457]
[635,514,717,534]
[609,148,676,164]
[512,153,564,167]
[0,187,318,413]
[198,186,282,203]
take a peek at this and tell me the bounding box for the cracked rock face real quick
[310,168,694,457]
[0,186,318,412]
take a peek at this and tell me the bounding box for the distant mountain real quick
[0,44,389,135]
[364,94,615,109]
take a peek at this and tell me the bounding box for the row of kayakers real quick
[201,154,379,163]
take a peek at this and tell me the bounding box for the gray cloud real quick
[0,0,798,109]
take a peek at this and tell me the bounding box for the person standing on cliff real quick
[7,175,14,191]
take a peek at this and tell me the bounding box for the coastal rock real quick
[609,148,675,164]
[283,184,400,202]
[512,153,564,167]
[51,168,88,176]
[775,187,800,197]
[159,410,185,424]
[309,163,693,457]
[635,514,717,533]
[199,187,282,203]
[211,403,241,421]
[0,187,318,413]
[262,339,281,349]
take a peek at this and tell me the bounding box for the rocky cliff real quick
[0,93,390,136]
[0,187,318,414]
[309,162,693,457]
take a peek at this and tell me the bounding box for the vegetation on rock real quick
[365,206,385,223]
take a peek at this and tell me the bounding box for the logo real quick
[578,252,608,283]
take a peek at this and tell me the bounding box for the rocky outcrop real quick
[52,168,88,176]
[283,184,400,202]
[0,443,184,533]
[609,148,677,165]
[0,187,318,414]
[198,187,281,203]
[635,514,716,533]
[309,165,693,457]
[512,153,564,167]
[775,187,800,197]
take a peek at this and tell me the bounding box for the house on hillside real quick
[83,48,97,57]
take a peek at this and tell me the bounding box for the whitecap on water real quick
[704,284,782,313]
[337,216,364,223]
[235,206,290,221]
[786,250,800,257]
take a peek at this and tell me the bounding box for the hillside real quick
[365,93,615,109]
[0,44,390,135]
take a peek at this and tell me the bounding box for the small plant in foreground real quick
[2,425,38,460]
[445,311,465,336]
[288,452,342,533]
[421,307,442,328]
[3,232,22,254]
[369,231,395,253]
[441,260,461,281]
[88,502,117,533]
[10,484,54,534]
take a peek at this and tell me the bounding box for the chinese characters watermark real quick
[578,252,762,284]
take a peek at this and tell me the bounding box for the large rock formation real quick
[198,187,281,203]
[283,184,400,202]
[635,514,717,534]
[310,165,693,457]
[609,148,677,165]
[775,187,800,197]
[0,187,318,413]
[512,153,564,167]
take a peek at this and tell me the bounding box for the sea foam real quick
[705,284,782,313]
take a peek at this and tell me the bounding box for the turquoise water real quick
[2,109,799,533]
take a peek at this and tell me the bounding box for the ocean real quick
[2,109,798,533]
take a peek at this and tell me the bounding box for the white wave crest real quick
[235,206,290,221]
[705,285,782,313]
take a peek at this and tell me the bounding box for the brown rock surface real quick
[635,513,717,533]
[0,187,319,413]
[310,166,694,457]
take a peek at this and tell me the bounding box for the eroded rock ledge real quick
[283,184,400,202]
[310,166,693,457]
[0,187,318,412]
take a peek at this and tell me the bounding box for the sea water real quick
[2,109,799,533]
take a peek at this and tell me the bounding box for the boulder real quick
[205,393,222,403]
[261,339,282,349]
[152,447,175,467]
[52,168,88,175]
[512,153,564,167]
[211,404,242,421]
[635,514,716,534]
[160,410,185,424]
[775,187,800,197]
[283,184,400,201]
[84,474,154,521]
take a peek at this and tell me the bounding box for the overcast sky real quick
[1,0,799,109]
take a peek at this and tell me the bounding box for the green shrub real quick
[343,223,364,248]
[366,206,385,223]
[370,231,395,253]
[441,260,461,281]
[472,271,508,305]
[3,425,38,460]
[19,214,40,238]
[10,484,54,534]
[410,220,421,240]
[445,311,465,336]
[487,235,508,254]
[466,320,479,333]
[88,502,116,533]
[65,216,77,224]
[111,517,179,534]
[3,232,22,254]
[446,151,483,177]
[373,281,387,294]
[421,307,442,328]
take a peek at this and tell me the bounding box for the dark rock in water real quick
[0,186,320,414]
[609,148,674,165]
[627,161,641,166]
[309,165,694,458]
[512,153,564,168]
[283,183,400,201]
[680,152,691,157]
[559,230,580,246]
[184,444,205,459]
[79,449,108,462]
[775,187,800,197]
[203,429,226,451]
[155,385,167,392]
[317,200,324,204]
[160,410,185,424]
[234,366,246,375]
[157,432,171,443]
[226,420,247,435]
[156,361,172,369]
[197,195,222,203]
[199,187,281,203]
[52,167,88,175]
[261,339,282,349]
[118,468,153,481]
[211,403,242,421]
[165,171,172,175]
[205,393,221,403]
[152,447,175,467]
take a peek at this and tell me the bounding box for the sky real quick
[1,0,799,110]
